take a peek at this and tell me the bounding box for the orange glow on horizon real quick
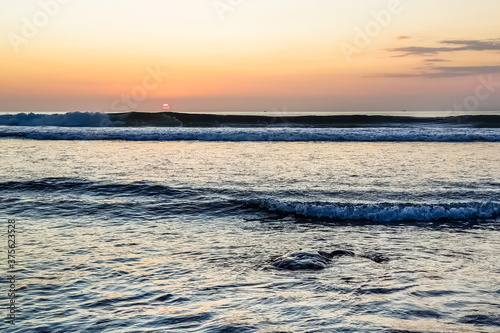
[1,0,499,111]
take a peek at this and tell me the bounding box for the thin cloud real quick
[373,65,500,78]
[390,39,500,56]
[440,39,500,51]
[369,73,420,78]
[397,36,411,40]
[430,65,500,77]
[425,58,449,62]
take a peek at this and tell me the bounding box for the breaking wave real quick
[1,126,499,142]
[2,178,499,223]
[0,112,120,127]
[261,199,500,222]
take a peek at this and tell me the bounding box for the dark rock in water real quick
[271,250,386,270]
[359,253,389,263]
[328,250,355,258]
[272,252,330,270]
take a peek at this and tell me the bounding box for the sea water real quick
[1,112,499,332]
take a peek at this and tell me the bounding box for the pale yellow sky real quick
[1,0,499,111]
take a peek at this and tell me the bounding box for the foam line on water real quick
[261,199,500,222]
[1,126,499,142]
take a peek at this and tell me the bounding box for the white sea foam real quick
[0,126,499,142]
[0,112,122,127]
[261,199,500,222]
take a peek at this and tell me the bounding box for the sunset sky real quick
[1,0,499,112]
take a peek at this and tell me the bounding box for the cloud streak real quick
[377,38,500,78]
[425,58,449,62]
[374,65,500,78]
[390,39,500,56]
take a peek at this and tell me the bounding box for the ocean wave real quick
[0,112,122,127]
[2,178,499,223]
[260,199,500,222]
[1,126,499,142]
[1,112,500,128]
[0,178,204,199]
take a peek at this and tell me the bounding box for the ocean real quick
[1,111,500,332]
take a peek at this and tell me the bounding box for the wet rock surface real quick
[271,250,387,270]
